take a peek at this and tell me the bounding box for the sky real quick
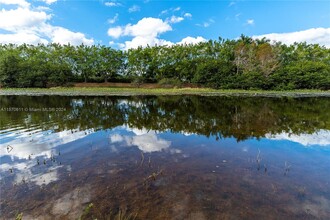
[0,0,329,49]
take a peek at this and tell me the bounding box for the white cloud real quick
[266,129,330,147]
[108,17,206,50]
[246,19,254,25]
[178,36,207,45]
[125,18,171,37]
[107,17,172,49]
[0,0,30,8]
[50,26,94,45]
[105,1,121,7]
[109,128,172,153]
[253,27,330,48]
[128,5,140,13]
[184,13,192,18]
[159,7,182,16]
[197,18,215,28]
[131,133,171,153]
[107,26,123,38]
[123,36,173,49]
[108,13,119,24]
[160,9,168,15]
[0,7,50,32]
[167,15,184,24]
[110,133,124,142]
[41,0,57,5]
[0,4,94,45]
[0,32,48,44]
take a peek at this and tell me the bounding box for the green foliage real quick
[0,38,329,89]
[158,78,182,88]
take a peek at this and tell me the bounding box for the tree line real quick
[0,35,329,90]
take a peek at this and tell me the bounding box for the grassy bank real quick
[1,87,329,97]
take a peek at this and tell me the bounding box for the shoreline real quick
[0,87,330,97]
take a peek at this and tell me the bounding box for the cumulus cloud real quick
[126,17,171,37]
[0,7,50,32]
[108,16,206,49]
[50,26,94,45]
[107,26,123,38]
[0,0,30,8]
[128,5,140,13]
[0,3,94,45]
[123,36,173,49]
[107,17,172,49]
[0,32,48,44]
[178,36,207,45]
[253,27,330,48]
[41,0,57,5]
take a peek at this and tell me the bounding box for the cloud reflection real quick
[110,127,173,153]
[266,129,330,146]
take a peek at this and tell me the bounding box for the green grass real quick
[0,87,329,97]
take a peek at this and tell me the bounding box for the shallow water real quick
[0,95,329,219]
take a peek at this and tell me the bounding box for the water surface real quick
[0,95,329,219]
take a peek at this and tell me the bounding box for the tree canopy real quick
[0,36,329,90]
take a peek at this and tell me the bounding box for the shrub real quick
[158,78,182,88]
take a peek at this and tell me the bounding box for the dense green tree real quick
[0,37,329,89]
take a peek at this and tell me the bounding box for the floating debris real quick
[222,160,227,163]
[143,169,164,187]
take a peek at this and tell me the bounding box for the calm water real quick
[0,95,329,220]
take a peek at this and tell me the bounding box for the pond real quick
[0,95,330,219]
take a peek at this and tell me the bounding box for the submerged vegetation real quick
[0,36,329,90]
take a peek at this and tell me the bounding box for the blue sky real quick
[0,0,329,48]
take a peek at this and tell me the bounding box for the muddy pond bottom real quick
[0,95,330,219]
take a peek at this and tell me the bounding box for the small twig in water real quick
[284,161,291,175]
[139,152,144,167]
[256,149,262,170]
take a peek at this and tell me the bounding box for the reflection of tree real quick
[0,96,329,141]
